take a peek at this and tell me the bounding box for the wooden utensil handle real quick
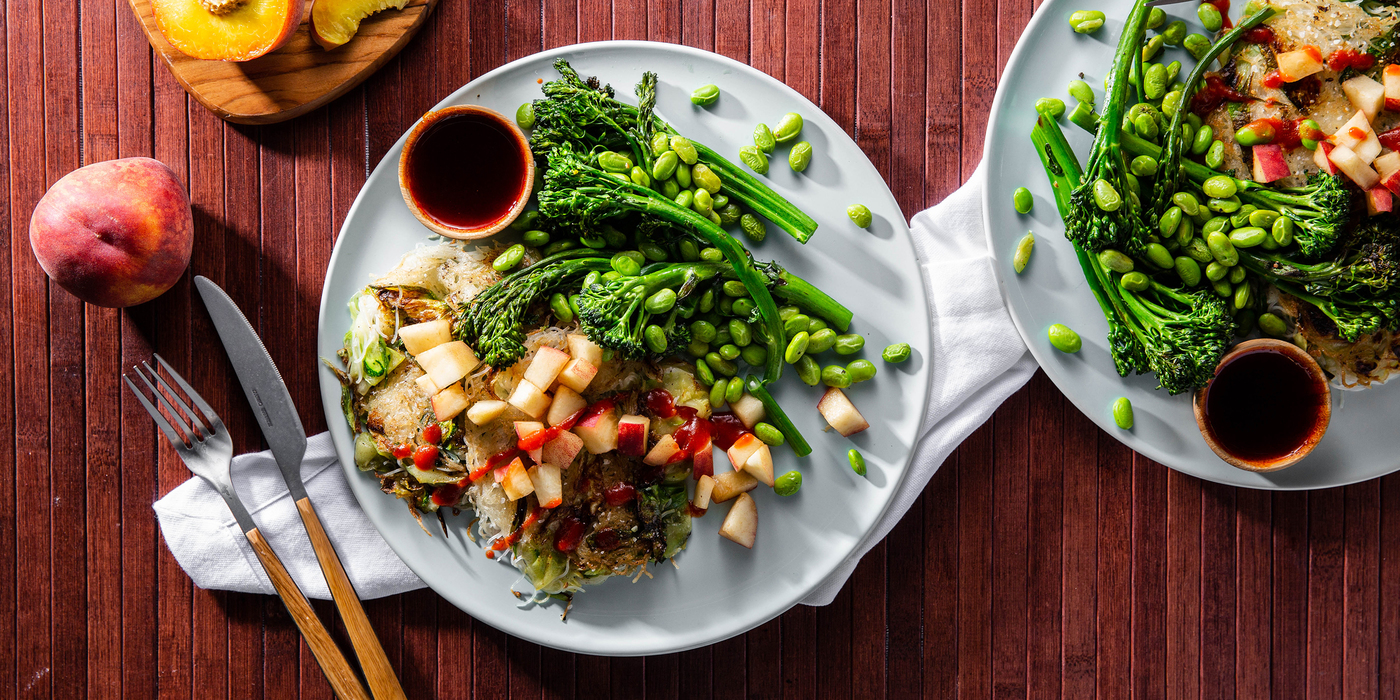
[296,497,407,700]
[246,528,372,700]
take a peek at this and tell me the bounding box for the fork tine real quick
[153,353,224,433]
[144,359,211,436]
[123,372,192,450]
[133,364,198,443]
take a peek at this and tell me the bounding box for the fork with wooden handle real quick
[124,356,372,700]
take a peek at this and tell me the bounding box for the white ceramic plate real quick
[317,41,930,655]
[984,2,1400,489]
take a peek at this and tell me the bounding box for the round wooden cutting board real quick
[128,0,438,124]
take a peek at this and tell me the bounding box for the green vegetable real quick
[1098,249,1134,273]
[611,251,643,276]
[516,102,536,129]
[652,150,679,181]
[1203,175,1237,199]
[692,187,714,217]
[1014,231,1035,273]
[789,141,813,172]
[1183,33,1211,60]
[1070,9,1106,33]
[706,352,737,377]
[1068,78,1095,105]
[1175,256,1202,287]
[691,84,720,105]
[1207,231,1238,266]
[1161,19,1186,45]
[674,190,694,209]
[774,470,802,496]
[511,210,540,231]
[725,376,744,403]
[755,422,785,446]
[1145,242,1173,269]
[1271,217,1294,247]
[1143,63,1167,101]
[709,378,728,408]
[670,136,699,164]
[651,131,672,156]
[821,365,851,388]
[1258,312,1287,337]
[1159,207,1182,236]
[1120,271,1150,292]
[550,292,574,322]
[847,359,877,382]
[717,203,743,227]
[1142,34,1164,61]
[784,314,810,336]
[645,324,668,353]
[629,165,652,188]
[1205,140,1224,169]
[598,150,633,173]
[493,244,526,272]
[1197,3,1222,31]
[1013,187,1033,214]
[691,319,717,343]
[739,145,769,174]
[522,229,550,248]
[1205,261,1228,283]
[645,288,677,313]
[1299,119,1323,150]
[740,344,767,366]
[1130,155,1158,178]
[1111,397,1134,429]
[847,204,873,228]
[785,331,810,363]
[833,333,865,355]
[1229,227,1267,248]
[1192,125,1213,155]
[1235,120,1275,147]
[848,449,867,476]
[807,317,827,333]
[773,112,804,143]
[718,343,740,360]
[1036,98,1066,119]
[795,355,822,385]
[1047,323,1082,353]
[728,319,752,347]
[754,123,776,153]
[732,298,756,317]
[687,340,709,358]
[740,213,767,242]
[883,342,911,363]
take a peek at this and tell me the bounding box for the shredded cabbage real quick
[346,290,404,389]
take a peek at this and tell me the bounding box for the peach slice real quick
[152,0,304,62]
[312,0,408,50]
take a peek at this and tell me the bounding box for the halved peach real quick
[312,0,409,50]
[152,0,304,62]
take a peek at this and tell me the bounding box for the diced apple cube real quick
[1368,186,1393,215]
[1387,65,1400,112]
[693,474,715,511]
[644,434,683,466]
[730,393,766,429]
[1276,46,1324,83]
[507,379,552,419]
[572,403,619,454]
[617,415,651,457]
[514,421,545,441]
[1252,144,1291,183]
[415,341,479,389]
[398,319,453,356]
[742,443,775,487]
[567,334,603,367]
[1377,151,1400,178]
[431,382,470,421]
[710,469,759,503]
[719,492,757,548]
[547,385,588,427]
[523,346,571,390]
[692,436,714,479]
[466,399,508,426]
[542,430,584,467]
[1345,75,1386,122]
[817,387,869,437]
[1333,112,1382,163]
[1315,142,1339,175]
[500,458,535,501]
[528,463,563,508]
[414,373,440,397]
[1329,144,1381,189]
[556,358,599,393]
[726,433,762,472]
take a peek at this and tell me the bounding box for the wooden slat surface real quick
[9,0,1400,696]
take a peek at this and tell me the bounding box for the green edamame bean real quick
[1205,140,1225,169]
[1202,175,1237,199]
[1259,233,1280,251]
[693,188,714,217]
[783,314,810,336]
[808,318,828,333]
[1207,231,1239,266]
[740,214,766,242]
[833,334,865,355]
[1112,397,1134,430]
[805,329,836,355]
[1204,216,1230,237]
[789,141,813,172]
[1161,90,1183,116]
[1036,97,1067,119]
[1229,265,1247,284]
[1299,119,1323,150]
[709,379,728,409]
[1093,179,1122,212]
[1048,323,1082,353]
[695,358,716,386]
[1191,124,1214,155]
[1206,260,1229,282]
[778,306,802,321]
[1143,34,1165,62]
[1183,33,1211,60]
[1272,217,1294,246]
[753,123,777,153]
[651,131,672,156]
[583,270,602,289]
[1013,231,1035,274]
[732,298,756,317]
[821,365,852,388]
[718,343,740,361]
[1212,279,1232,298]
[510,210,540,231]
[687,340,709,358]
[848,449,867,476]
[629,165,652,188]
[717,203,742,227]
[1175,256,1203,287]
[718,296,733,316]
[1013,187,1033,214]
[1208,195,1241,214]
[1229,205,1256,229]
[1069,9,1106,33]
[847,203,873,227]
[651,151,679,181]
[543,240,576,256]
[728,319,752,347]
[1235,120,1275,147]
[1145,242,1173,269]
[515,102,535,129]
[611,251,643,276]
[1134,112,1160,141]
[1143,63,1167,101]
[1234,282,1252,310]
[755,422,785,447]
[1229,226,1267,248]
[1248,209,1279,229]
[493,244,525,272]
[847,359,877,382]
[691,320,717,344]
[1159,206,1183,236]
[1068,78,1095,105]
[740,344,767,367]
[700,246,723,262]
[883,342,911,363]
[1098,249,1135,273]
[1258,312,1287,337]
[725,376,745,404]
[739,145,769,174]
[1186,237,1213,264]
[1172,191,1201,217]
[722,280,749,297]
[770,469,801,496]
[549,292,573,322]
[705,352,736,378]
[1162,19,1187,45]
[1147,5,1166,28]
[674,189,694,209]
[670,136,699,165]
[796,355,822,385]
[773,112,804,143]
[1120,271,1150,292]
[785,331,810,363]
[643,324,668,353]
[522,229,550,248]
[598,150,633,173]
[693,163,722,194]
[1131,155,1159,177]
[691,84,720,105]
[1197,2,1223,31]
[699,289,715,313]
[645,288,677,314]
[679,239,700,262]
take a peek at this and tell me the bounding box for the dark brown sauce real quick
[405,111,528,230]
[1203,348,1327,463]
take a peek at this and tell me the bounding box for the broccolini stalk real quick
[575,263,724,358]
[744,375,810,457]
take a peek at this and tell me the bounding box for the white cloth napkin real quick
[153,165,1037,605]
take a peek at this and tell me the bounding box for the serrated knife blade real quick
[194,275,309,500]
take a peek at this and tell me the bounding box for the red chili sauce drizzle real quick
[1326,48,1375,73]
[1191,74,1254,116]
[1241,25,1274,45]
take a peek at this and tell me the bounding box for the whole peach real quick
[29,157,193,308]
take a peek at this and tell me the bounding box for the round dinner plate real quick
[983,2,1400,489]
[317,41,930,655]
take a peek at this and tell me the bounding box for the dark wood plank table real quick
[6,0,1395,696]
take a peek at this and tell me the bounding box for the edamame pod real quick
[1048,323,1081,353]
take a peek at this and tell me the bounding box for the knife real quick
[195,276,406,700]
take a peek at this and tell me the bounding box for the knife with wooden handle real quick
[195,276,407,700]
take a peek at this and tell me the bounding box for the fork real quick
[125,355,372,700]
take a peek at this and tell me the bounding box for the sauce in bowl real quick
[1193,339,1331,472]
[398,105,533,239]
